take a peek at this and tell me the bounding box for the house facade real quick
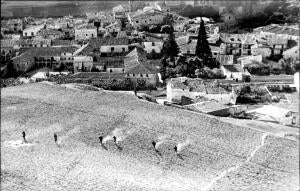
[221,64,250,81]
[167,78,237,105]
[73,56,93,73]
[129,8,166,29]
[75,25,97,41]
[23,24,45,37]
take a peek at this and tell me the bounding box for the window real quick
[111,47,115,52]
[110,69,112,73]
[86,34,88,36]
[68,58,71,60]
[122,48,125,52]
[140,74,143,77]
[133,74,135,77]
[31,32,34,36]
[152,42,155,46]
[91,34,94,37]
[136,20,139,23]
[146,74,149,78]
[122,69,125,72]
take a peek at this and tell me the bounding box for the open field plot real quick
[1,83,299,191]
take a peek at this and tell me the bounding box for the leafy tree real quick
[195,18,212,59]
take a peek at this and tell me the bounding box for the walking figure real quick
[152,141,157,152]
[174,146,178,154]
[113,136,117,144]
[99,136,103,144]
[54,133,58,143]
[22,131,27,143]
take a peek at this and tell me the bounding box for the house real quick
[105,22,122,34]
[245,105,298,126]
[12,52,35,73]
[210,46,224,58]
[0,39,18,56]
[221,64,250,81]
[124,47,158,86]
[179,40,197,55]
[251,44,272,58]
[241,34,257,55]
[12,46,79,73]
[176,36,190,46]
[73,56,93,73]
[184,100,231,117]
[128,7,166,29]
[75,24,97,41]
[95,57,125,73]
[112,5,129,19]
[23,24,45,37]
[283,45,299,61]
[173,20,187,32]
[220,33,242,55]
[7,19,23,33]
[36,29,64,39]
[142,37,164,54]
[215,55,234,65]
[97,37,129,56]
[167,77,237,104]
[18,39,52,48]
[253,24,300,41]
[237,55,263,68]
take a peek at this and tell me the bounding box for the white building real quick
[23,24,45,37]
[75,25,97,41]
[167,77,237,105]
[73,56,93,73]
[221,64,251,81]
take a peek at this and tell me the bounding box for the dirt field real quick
[1,83,299,191]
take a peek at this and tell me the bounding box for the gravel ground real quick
[1,82,299,191]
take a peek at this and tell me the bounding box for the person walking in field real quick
[174,146,178,154]
[22,131,27,143]
[99,136,103,144]
[152,141,158,152]
[54,133,58,143]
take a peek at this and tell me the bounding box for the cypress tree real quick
[162,25,179,62]
[195,18,212,59]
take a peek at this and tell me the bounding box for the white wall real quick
[75,29,97,40]
[143,42,163,53]
[100,45,129,53]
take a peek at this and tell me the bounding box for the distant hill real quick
[1,1,123,18]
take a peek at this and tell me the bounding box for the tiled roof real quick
[52,39,77,46]
[185,100,228,113]
[96,57,125,68]
[1,39,18,48]
[76,24,97,30]
[255,24,300,36]
[126,63,156,74]
[90,37,129,46]
[222,64,244,73]
[169,78,231,94]
[37,29,63,36]
[117,31,128,38]
[72,72,125,78]
[20,46,79,57]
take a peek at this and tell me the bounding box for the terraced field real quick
[1,83,299,191]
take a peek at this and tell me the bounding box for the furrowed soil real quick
[1,83,299,191]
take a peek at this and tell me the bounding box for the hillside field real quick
[1,82,299,191]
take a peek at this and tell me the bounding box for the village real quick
[1,1,300,191]
[1,1,299,127]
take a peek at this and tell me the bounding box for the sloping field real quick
[1,83,299,191]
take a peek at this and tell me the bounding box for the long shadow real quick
[176,153,184,160]
[116,144,123,151]
[155,150,162,157]
[101,144,108,150]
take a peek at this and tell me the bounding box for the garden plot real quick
[1,82,299,191]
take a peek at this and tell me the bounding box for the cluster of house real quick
[1,3,299,85]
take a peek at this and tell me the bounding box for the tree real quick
[195,18,212,59]
[162,24,179,63]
